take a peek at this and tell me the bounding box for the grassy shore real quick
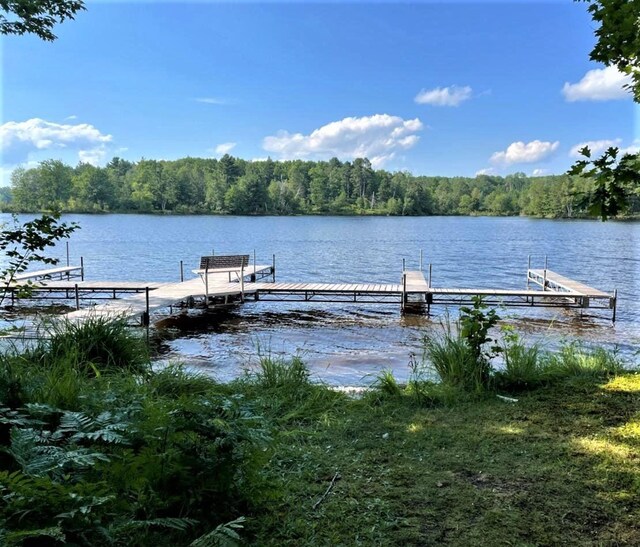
[231,368,640,546]
[1,318,638,545]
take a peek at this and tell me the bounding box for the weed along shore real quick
[1,306,639,545]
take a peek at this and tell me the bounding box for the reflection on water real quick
[2,214,639,385]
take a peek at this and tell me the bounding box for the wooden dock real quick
[62,265,272,325]
[4,255,617,326]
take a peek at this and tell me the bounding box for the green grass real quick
[241,371,640,546]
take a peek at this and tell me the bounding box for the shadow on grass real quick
[244,373,640,546]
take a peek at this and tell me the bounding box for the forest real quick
[2,155,639,218]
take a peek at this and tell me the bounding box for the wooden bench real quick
[193,255,250,282]
[199,255,249,271]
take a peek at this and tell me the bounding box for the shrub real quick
[0,320,271,546]
[458,296,501,364]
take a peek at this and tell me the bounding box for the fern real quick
[59,410,130,445]
[114,517,199,533]
[9,428,110,478]
[190,516,246,547]
[4,525,66,545]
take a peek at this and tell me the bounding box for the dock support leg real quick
[240,265,245,303]
[612,289,617,324]
[80,256,85,281]
[142,287,150,326]
[205,265,209,307]
[401,272,407,314]
[74,284,80,310]
[272,254,276,282]
[180,260,184,282]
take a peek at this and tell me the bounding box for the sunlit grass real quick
[602,374,640,393]
[574,437,635,460]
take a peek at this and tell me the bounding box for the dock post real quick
[251,251,256,282]
[204,264,209,307]
[80,256,84,281]
[612,289,617,324]
[66,241,70,267]
[401,271,407,313]
[402,258,406,272]
[240,265,245,302]
[142,287,150,326]
[180,260,184,282]
[272,254,276,282]
[419,250,423,271]
[527,255,531,288]
[428,263,432,288]
[74,283,80,310]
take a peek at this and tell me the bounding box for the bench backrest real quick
[199,254,250,270]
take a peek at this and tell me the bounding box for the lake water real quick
[2,214,638,385]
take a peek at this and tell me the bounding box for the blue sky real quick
[1,0,637,185]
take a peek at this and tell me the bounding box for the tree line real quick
[2,155,638,218]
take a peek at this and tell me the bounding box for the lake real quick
[2,213,638,385]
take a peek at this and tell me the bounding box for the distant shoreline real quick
[3,208,638,221]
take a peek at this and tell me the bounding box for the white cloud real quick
[475,168,496,176]
[0,118,112,165]
[532,169,547,176]
[620,140,640,156]
[79,145,109,166]
[562,66,633,102]
[263,114,423,168]
[490,140,559,165]
[569,139,622,158]
[214,142,237,155]
[194,97,234,105]
[414,85,472,106]
[64,115,78,121]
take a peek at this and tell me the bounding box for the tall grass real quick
[494,341,544,391]
[255,354,310,390]
[36,316,149,375]
[371,369,403,398]
[544,343,624,380]
[423,327,491,393]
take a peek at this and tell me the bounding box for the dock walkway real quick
[9,256,613,326]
